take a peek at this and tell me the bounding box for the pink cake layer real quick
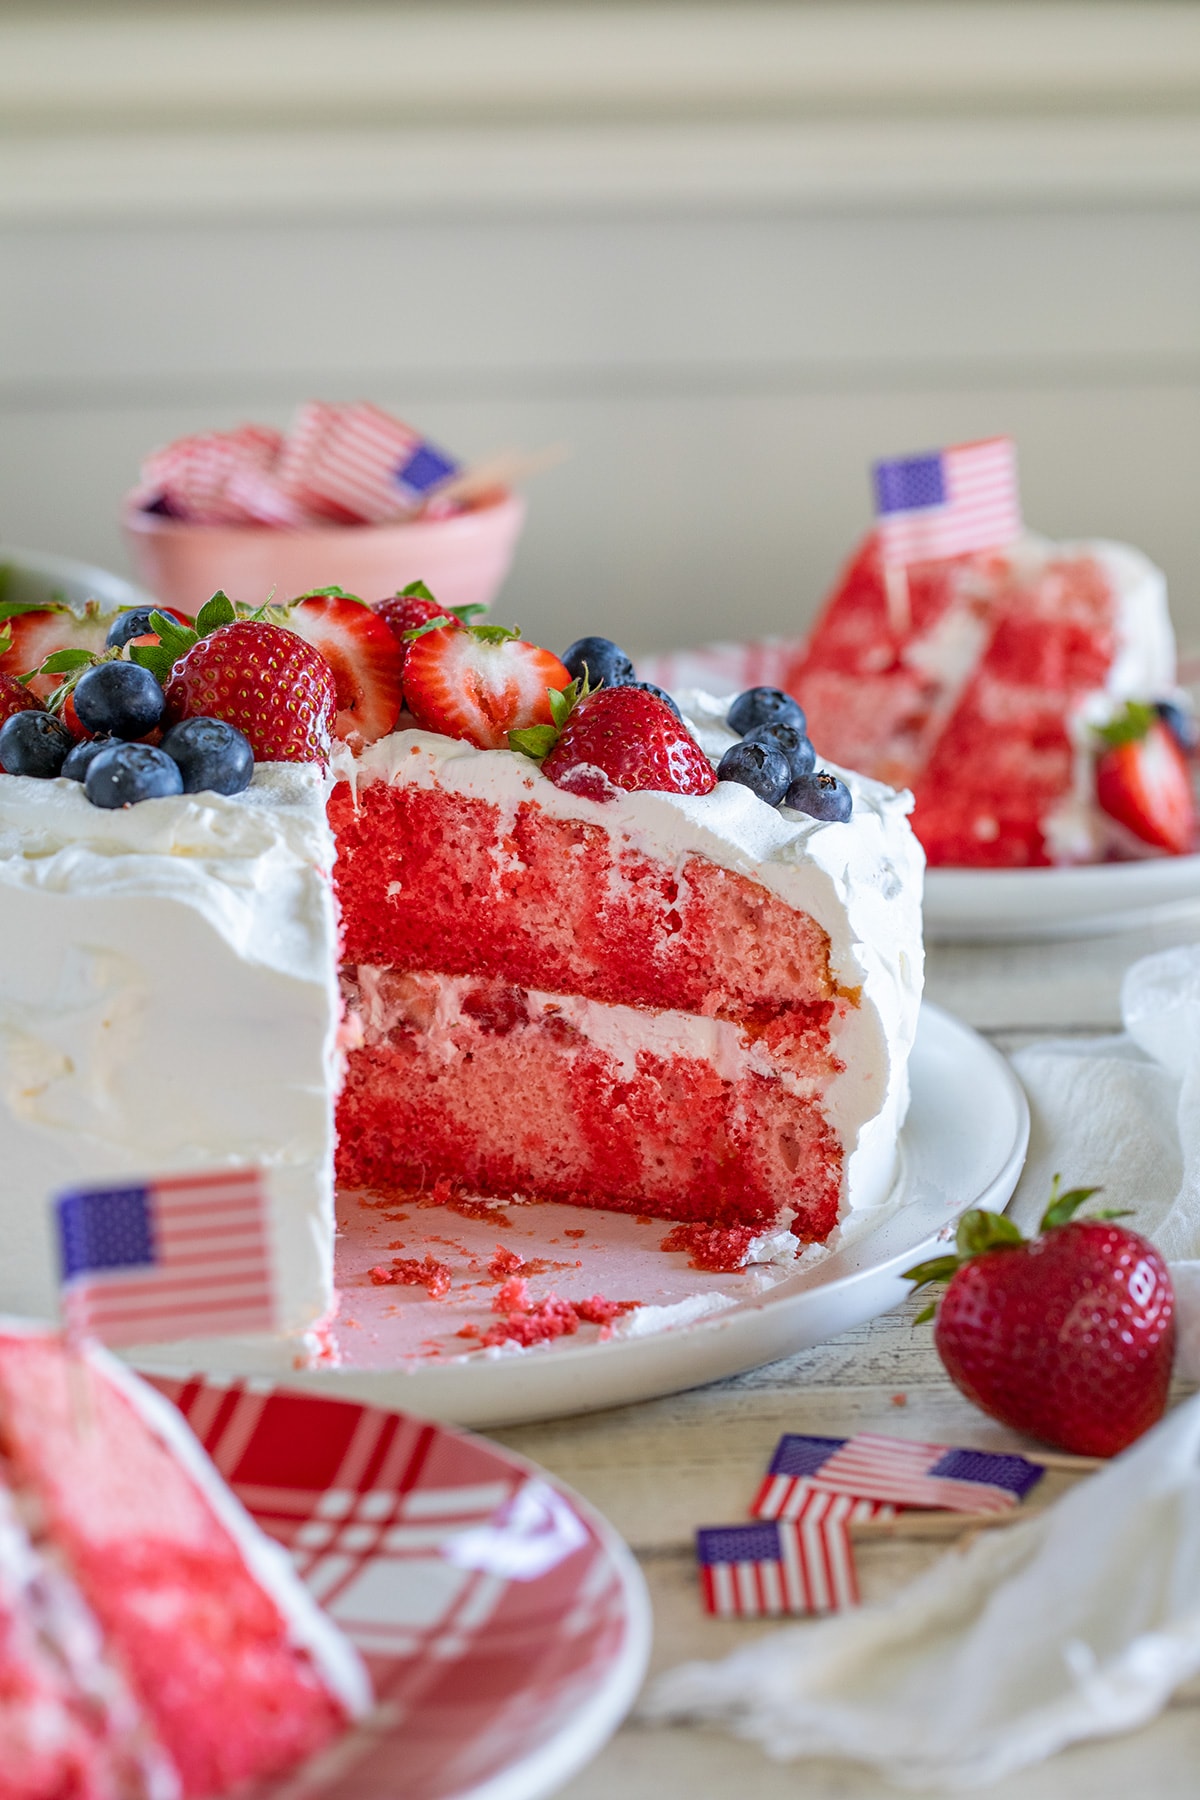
[336,970,844,1241]
[0,1333,351,1800]
[329,782,843,1027]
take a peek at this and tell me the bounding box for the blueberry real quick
[105,606,163,650]
[73,662,165,740]
[1156,699,1199,755]
[626,680,682,720]
[561,636,635,690]
[717,740,792,806]
[161,716,254,795]
[743,719,816,781]
[62,736,114,782]
[727,687,806,738]
[784,769,853,822]
[84,743,184,809]
[0,711,74,778]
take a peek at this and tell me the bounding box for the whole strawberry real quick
[906,1180,1174,1457]
[0,673,44,732]
[538,686,716,801]
[163,619,336,763]
[373,585,452,648]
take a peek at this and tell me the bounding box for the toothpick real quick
[1025,1451,1107,1472]
[63,1331,95,1438]
[851,1507,1045,1542]
[427,443,569,509]
[884,560,911,637]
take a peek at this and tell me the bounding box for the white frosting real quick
[0,766,341,1343]
[348,693,925,1222]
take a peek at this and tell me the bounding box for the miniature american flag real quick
[698,1497,868,1617]
[873,436,1021,567]
[279,401,460,524]
[753,1433,1044,1518]
[55,1170,276,1348]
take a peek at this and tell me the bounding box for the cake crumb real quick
[660,1222,758,1272]
[564,1228,586,1239]
[891,1392,908,1407]
[368,1255,453,1299]
[488,1247,526,1279]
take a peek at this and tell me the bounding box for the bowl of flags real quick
[122,403,527,617]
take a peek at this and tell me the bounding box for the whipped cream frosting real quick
[347,688,925,1228]
[0,766,341,1351]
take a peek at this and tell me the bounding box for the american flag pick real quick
[752,1433,1045,1518]
[278,401,460,524]
[697,1499,870,1618]
[55,1170,277,1348]
[873,435,1021,568]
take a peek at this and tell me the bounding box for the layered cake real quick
[0,1321,369,1797]
[0,589,923,1366]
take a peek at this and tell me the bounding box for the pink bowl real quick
[122,489,526,618]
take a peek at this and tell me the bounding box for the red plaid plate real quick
[148,1375,650,1800]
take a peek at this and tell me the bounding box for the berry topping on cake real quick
[85,742,185,808]
[286,589,405,750]
[0,602,108,701]
[561,635,636,690]
[72,660,165,740]
[1095,702,1197,855]
[161,716,255,795]
[402,621,571,751]
[61,735,114,782]
[727,686,806,738]
[162,619,337,765]
[105,604,193,650]
[0,673,43,731]
[743,718,816,780]
[540,685,717,801]
[905,1178,1175,1456]
[717,739,792,805]
[785,769,853,822]
[0,710,74,778]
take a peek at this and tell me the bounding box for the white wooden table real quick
[496,904,1200,1799]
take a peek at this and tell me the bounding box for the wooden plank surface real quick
[493,915,1200,1796]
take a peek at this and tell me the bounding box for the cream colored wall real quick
[2,4,1199,657]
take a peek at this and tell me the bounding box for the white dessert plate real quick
[154,1002,1025,1429]
[924,856,1200,941]
[149,1376,651,1800]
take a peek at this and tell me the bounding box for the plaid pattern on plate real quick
[150,1376,638,1800]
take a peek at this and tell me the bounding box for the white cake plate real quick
[924,855,1200,941]
[147,1002,1025,1429]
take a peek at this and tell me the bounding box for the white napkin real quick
[642,1392,1200,1788]
[641,944,1200,1784]
[1008,942,1200,1376]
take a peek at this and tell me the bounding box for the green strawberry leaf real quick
[1039,1175,1103,1233]
[956,1210,1024,1257]
[469,623,522,646]
[912,1300,938,1326]
[1095,701,1156,750]
[0,598,72,624]
[194,592,237,636]
[128,642,176,684]
[548,679,582,729]
[450,603,488,625]
[398,579,438,603]
[403,616,454,641]
[901,1253,962,1290]
[292,585,367,607]
[36,648,96,675]
[508,724,560,760]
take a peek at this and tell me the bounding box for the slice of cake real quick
[0,1322,370,1798]
[0,594,923,1366]
[779,533,1183,867]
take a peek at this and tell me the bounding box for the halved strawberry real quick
[1095,702,1197,855]
[286,591,404,751]
[403,623,571,751]
[0,603,108,701]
